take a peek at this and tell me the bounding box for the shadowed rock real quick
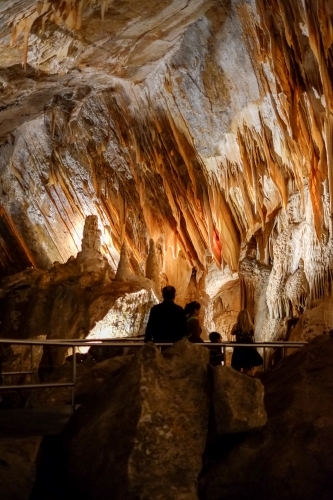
[200,336,333,500]
[212,366,267,434]
[61,340,211,500]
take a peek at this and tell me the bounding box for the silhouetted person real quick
[208,331,224,366]
[185,301,204,343]
[144,286,187,344]
[231,309,263,376]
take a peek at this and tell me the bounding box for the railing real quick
[0,338,307,412]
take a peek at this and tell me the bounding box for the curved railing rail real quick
[0,338,307,412]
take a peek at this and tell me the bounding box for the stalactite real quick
[10,0,112,68]
[254,0,333,232]
[261,120,289,209]
[209,178,240,272]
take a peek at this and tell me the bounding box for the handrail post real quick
[71,345,76,413]
[263,347,266,371]
[222,345,225,366]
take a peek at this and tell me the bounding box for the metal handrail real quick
[0,338,307,412]
[2,370,34,376]
[0,338,307,347]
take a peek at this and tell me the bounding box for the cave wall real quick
[1,0,333,339]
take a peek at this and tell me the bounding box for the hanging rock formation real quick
[0,0,333,340]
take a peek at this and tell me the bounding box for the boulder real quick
[0,436,41,500]
[62,340,211,500]
[212,366,267,434]
[200,336,333,500]
[31,354,134,407]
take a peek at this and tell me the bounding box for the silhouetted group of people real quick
[145,285,263,373]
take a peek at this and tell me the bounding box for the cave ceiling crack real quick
[181,68,214,113]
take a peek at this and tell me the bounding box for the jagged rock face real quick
[62,341,211,500]
[0,216,159,377]
[1,0,333,339]
[200,336,333,500]
[212,365,267,434]
[0,436,41,500]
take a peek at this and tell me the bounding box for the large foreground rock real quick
[213,366,267,434]
[62,340,211,500]
[201,336,333,500]
[0,437,41,500]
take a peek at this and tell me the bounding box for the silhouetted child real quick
[208,331,224,366]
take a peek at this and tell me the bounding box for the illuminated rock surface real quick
[0,215,158,375]
[0,0,333,343]
[0,2,332,498]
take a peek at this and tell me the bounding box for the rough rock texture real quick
[0,436,41,500]
[1,0,333,340]
[30,353,135,407]
[62,341,211,500]
[200,336,333,500]
[0,215,158,375]
[212,366,267,434]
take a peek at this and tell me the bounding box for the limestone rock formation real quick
[0,215,158,376]
[1,1,333,343]
[200,336,333,500]
[212,366,267,435]
[114,242,132,281]
[285,259,310,316]
[145,238,161,296]
[62,341,211,500]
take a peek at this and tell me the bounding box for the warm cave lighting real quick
[0,0,333,497]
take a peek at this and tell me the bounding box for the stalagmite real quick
[115,242,133,281]
[145,238,161,295]
[81,215,101,252]
[285,259,310,316]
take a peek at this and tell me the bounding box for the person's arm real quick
[144,306,156,342]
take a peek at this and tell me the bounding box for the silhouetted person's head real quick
[162,286,176,301]
[184,301,201,317]
[209,331,221,343]
[235,309,254,334]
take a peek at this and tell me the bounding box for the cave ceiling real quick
[0,0,333,324]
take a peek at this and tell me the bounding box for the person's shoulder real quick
[173,303,185,312]
[150,303,162,312]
